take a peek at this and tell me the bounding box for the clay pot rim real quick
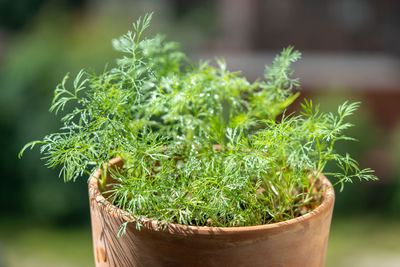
[89,158,335,235]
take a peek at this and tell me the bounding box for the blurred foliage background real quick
[0,0,399,266]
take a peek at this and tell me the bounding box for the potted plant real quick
[20,13,377,267]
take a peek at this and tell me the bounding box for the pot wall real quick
[89,158,334,267]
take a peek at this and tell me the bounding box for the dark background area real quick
[0,0,399,266]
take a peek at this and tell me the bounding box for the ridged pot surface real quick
[89,158,335,267]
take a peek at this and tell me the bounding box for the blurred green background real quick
[1,0,399,266]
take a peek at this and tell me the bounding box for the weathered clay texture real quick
[89,158,335,267]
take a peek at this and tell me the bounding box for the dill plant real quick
[20,13,377,229]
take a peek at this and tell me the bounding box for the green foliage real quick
[20,14,377,228]
[252,46,301,120]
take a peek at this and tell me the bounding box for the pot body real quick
[89,159,335,267]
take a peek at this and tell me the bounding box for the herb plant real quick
[20,13,377,229]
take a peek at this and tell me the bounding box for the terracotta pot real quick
[89,158,335,267]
